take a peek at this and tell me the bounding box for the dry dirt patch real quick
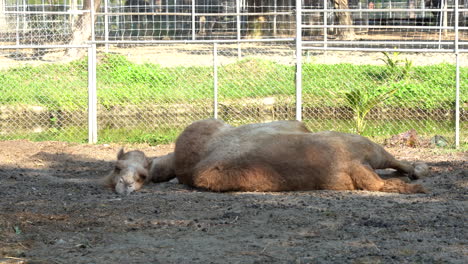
[0,140,466,263]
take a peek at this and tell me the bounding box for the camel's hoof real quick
[412,162,430,180]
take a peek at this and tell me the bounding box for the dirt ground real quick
[2,44,468,69]
[0,140,466,264]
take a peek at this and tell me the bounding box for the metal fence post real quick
[236,0,242,58]
[90,0,95,42]
[213,42,219,119]
[295,0,303,121]
[89,0,98,144]
[455,54,460,148]
[104,0,109,52]
[192,0,196,40]
[454,0,460,148]
[323,0,327,49]
[88,44,98,144]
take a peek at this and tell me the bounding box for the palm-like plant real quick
[379,51,402,68]
[379,51,413,81]
[345,87,398,134]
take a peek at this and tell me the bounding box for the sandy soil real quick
[0,140,466,264]
[1,44,467,69]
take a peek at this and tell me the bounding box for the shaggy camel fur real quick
[150,119,428,193]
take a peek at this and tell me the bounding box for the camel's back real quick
[203,120,311,160]
[174,119,231,184]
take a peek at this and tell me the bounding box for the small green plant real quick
[13,226,22,235]
[401,58,414,80]
[380,51,402,69]
[344,87,398,134]
[379,51,413,81]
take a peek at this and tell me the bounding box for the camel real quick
[104,147,178,195]
[148,119,429,194]
[104,148,151,195]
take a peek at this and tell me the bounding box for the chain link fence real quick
[0,0,466,147]
[0,47,89,141]
[96,44,216,143]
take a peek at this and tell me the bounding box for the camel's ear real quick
[117,148,125,160]
[115,160,125,170]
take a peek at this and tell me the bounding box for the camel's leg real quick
[385,159,430,180]
[149,153,176,183]
[374,149,429,180]
[350,163,427,194]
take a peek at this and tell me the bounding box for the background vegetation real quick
[0,54,466,147]
[1,54,465,109]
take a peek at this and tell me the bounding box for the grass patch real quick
[0,54,466,145]
[0,54,465,110]
[98,127,181,145]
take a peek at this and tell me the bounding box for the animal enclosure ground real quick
[0,140,466,264]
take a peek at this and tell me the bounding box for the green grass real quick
[98,127,181,145]
[0,54,465,110]
[0,54,466,145]
[0,125,181,145]
[2,55,466,107]
[2,118,465,151]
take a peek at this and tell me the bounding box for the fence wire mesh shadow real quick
[0,0,466,147]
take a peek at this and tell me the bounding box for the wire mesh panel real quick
[96,43,216,143]
[299,2,467,146]
[95,0,297,40]
[0,0,465,147]
[302,0,468,51]
[216,42,296,125]
[0,47,90,142]
[1,1,77,45]
[301,51,467,145]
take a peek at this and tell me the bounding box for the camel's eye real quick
[114,167,121,173]
[137,174,147,183]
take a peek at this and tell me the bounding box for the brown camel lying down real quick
[108,119,429,194]
[153,119,429,193]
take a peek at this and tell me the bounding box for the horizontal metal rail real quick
[303,40,456,46]
[91,38,295,45]
[302,8,468,13]
[1,41,462,51]
[0,44,91,49]
[95,11,294,16]
[3,10,88,15]
[4,8,468,16]
[301,46,467,53]
[302,25,458,29]
[4,8,468,18]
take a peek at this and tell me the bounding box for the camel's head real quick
[108,148,150,195]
